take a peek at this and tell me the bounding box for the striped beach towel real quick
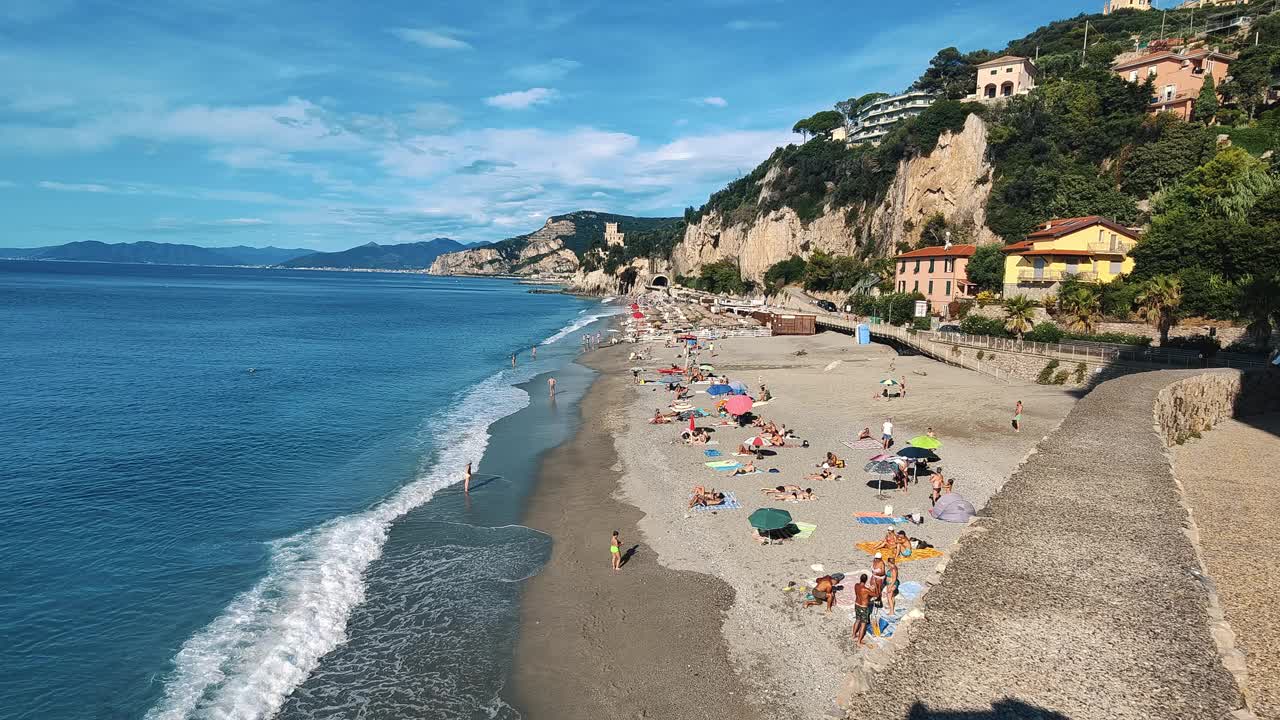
[843,438,883,451]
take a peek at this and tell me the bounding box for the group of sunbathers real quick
[760,484,815,501]
[688,486,726,508]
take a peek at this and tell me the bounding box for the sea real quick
[0,260,618,720]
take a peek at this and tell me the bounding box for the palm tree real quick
[1135,274,1182,346]
[1003,295,1037,339]
[1238,274,1280,349]
[1060,286,1102,334]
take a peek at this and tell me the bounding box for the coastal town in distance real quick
[3,1,1280,719]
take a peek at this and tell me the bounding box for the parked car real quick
[815,300,838,313]
[937,324,962,334]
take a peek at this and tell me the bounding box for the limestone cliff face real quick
[567,257,673,295]
[672,113,995,284]
[428,217,581,276]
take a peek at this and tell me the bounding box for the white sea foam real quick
[539,307,622,346]
[145,372,531,720]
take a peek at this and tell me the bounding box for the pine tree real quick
[1193,74,1218,125]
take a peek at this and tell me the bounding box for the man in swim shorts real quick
[853,574,874,646]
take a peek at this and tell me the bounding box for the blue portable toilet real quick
[856,323,870,345]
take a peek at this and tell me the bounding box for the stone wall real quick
[1155,369,1280,447]
[967,304,1251,348]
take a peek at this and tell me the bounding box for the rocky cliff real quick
[428,217,580,276]
[672,113,995,283]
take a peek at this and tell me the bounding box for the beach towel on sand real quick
[791,521,817,540]
[704,460,741,470]
[855,515,906,525]
[690,491,740,512]
[843,438,883,451]
[854,541,943,562]
[704,449,722,458]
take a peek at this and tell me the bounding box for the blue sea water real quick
[0,261,613,720]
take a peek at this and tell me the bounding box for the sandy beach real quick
[515,305,1079,717]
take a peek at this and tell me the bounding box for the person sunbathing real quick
[733,461,757,475]
[687,429,710,445]
[649,409,672,425]
[872,529,901,559]
[769,433,788,447]
[735,442,759,456]
[803,468,840,482]
[821,452,845,469]
[688,486,725,508]
[857,427,873,440]
[894,530,913,558]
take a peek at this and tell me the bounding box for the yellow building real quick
[1001,216,1139,299]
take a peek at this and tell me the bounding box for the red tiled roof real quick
[1024,216,1136,241]
[895,244,977,260]
[979,55,1033,67]
[1112,49,1236,71]
[1001,240,1035,253]
[1016,249,1096,258]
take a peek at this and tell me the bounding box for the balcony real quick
[1016,270,1098,283]
[1088,241,1133,254]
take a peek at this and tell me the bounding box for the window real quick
[1066,259,1079,275]
[899,280,906,292]
[1006,67,1013,73]
[1129,70,1138,82]
[913,281,919,292]
[989,69,997,75]
[1148,66,1158,77]
[914,260,920,273]
[900,261,906,273]
[1110,260,1122,275]
[945,281,952,296]
[928,259,935,273]
[928,280,934,295]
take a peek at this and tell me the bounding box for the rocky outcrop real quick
[672,113,995,283]
[566,257,673,295]
[428,217,581,277]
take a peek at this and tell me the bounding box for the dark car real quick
[937,324,962,334]
[815,300,838,313]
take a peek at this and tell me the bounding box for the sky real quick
[1,0,1102,251]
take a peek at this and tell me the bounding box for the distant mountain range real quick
[1,238,487,270]
[280,238,476,270]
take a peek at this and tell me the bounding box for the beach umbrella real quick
[688,417,697,433]
[632,312,645,319]
[748,508,793,532]
[724,395,753,416]
[727,380,748,394]
[698,364,715,371]
[864,459,900,498]
[895,446,940,462]
[908,435,942,450]
[743,435,766,448]
[879,378,900,386]
[630,303,639,310]
[707,384,733,396]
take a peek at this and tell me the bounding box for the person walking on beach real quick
[464,462,472,494]
[1012,400,1023,433]
[853,574,874,646]
[881,418,894,449]
[548,377,557,397]
[531,345,537,359]
[899,376,907,399]
[610,530,622,572]
[511,353,517,368]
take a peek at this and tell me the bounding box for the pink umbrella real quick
[632,311,645,319]
[630,303,640,310]
[724,395,754,416]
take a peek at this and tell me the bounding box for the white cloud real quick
[38,180,111,193]
[391,27,472,50]
[725,19,778,31]
[406,102,461,130]
[508,58,581,84]
[484,88,559,110]
[699,96,728,107]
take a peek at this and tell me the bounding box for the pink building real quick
[1112,49,1236,120]
[893,244,977,316]
[975,56,1037,102]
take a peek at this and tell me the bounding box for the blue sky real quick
[1,0,1101,251]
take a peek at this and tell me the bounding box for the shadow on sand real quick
[905,698,1068,719]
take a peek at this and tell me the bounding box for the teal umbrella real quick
[879,378,899,386]
[748,507,793,531]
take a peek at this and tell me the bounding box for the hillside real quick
[428,211,680,278]
[280,238,468,270]
[0,241,313,266]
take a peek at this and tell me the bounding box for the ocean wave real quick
[144,372,531,720]
[539,306,621,346]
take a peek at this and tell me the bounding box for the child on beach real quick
[610,530,622,572]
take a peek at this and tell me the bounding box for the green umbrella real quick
[908,435,942,450]
[879,378,899,386]
[699,364,715,371]
[748,507,793,531]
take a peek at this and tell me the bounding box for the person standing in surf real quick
[610,530,622,572]
[1012,400,1023,433]
[548,377,557,397]
[464,462,472,493]
[531,345,537,359]
[511,352,517,368]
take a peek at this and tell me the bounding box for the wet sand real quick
[512,345,766,720]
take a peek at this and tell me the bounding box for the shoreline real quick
[511,344,766,720]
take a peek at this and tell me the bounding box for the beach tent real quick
[930,493,976,523]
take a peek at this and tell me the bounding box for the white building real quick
[604,222,625,247]
[847,90,938,145]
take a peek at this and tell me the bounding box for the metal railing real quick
[1015,270,1097,282]
[1087,241,1133,254]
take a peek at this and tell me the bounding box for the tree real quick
[965,243,1006,294]
[1193,74,1217,125]
[1003,295,1037,339]
[913,47,990,100]
[698,259,745,295]
[918,213,949,247]
[1237,274,1280,348]
[792,110,846,139]
[835,92,888,121]
[763,255,808,295]
[1135,274,1182,346]
[1059,285,1102,333]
